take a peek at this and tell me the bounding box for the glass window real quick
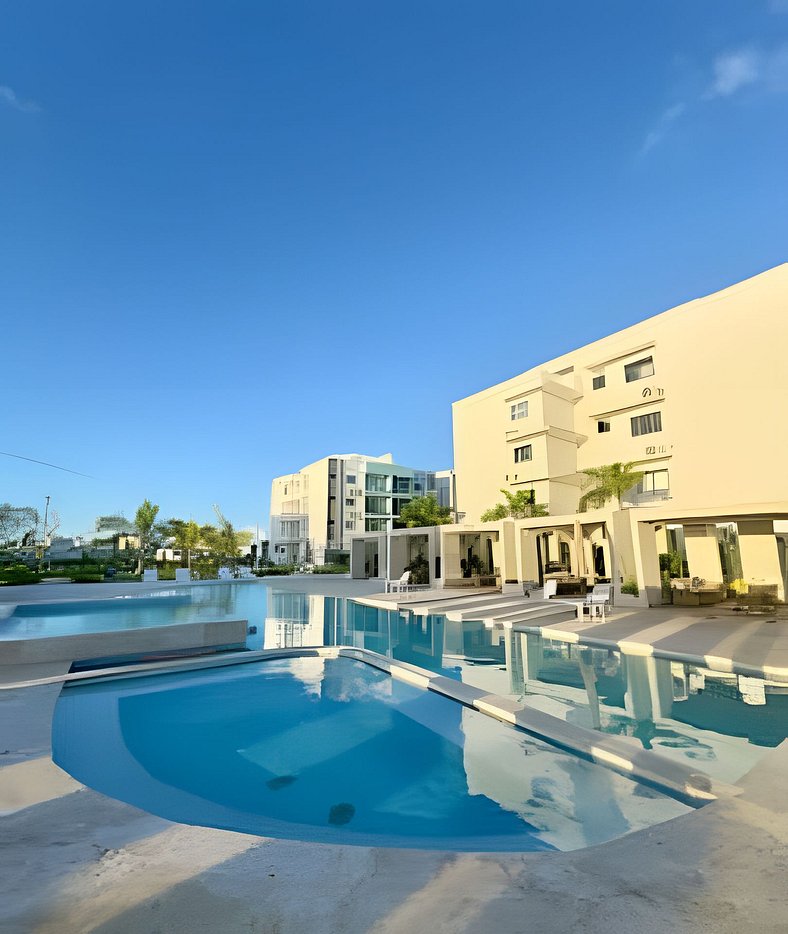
[625,356,655,383]
[365,473,388,493]
[592,374,605,390]
[631,411,662,436]
[345,474,356,485]
[365,496,389,514]
[345,498,354,506]
[510,401,528,420]
[365,518,389,532]
[643,469,669,492]
[345,521,355,530]
[392,476,412,494]
[514,444,532,463]
[598,420,610,433]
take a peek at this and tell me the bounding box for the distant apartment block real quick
[269,453,453,565]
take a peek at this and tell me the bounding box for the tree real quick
[578,462,645,511]
[480,490,549,522]
[175,519,201,572]
[0,504,40,547]
[398,496,453,528]
[210,506,253,566]
[134,499,160,571]
[158,518,203,571]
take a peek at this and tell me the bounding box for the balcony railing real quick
[621,489,671,507]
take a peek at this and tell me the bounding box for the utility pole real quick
[42,495,50,571]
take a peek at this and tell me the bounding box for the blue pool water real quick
[0,585,261,639]
[52,655,690,851]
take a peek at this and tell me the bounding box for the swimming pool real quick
[52,654,691,851]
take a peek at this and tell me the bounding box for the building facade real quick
[269,453,452,566]
[449,264,788,603]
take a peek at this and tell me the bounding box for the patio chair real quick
[386,571,412,593]
[543,579,558,599]
[584,583,612,619]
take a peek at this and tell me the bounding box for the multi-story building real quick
[446,263,788,603]
[269,453,452,566]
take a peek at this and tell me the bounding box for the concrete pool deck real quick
[2,585,788,932]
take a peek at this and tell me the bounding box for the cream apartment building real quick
[451,263,788,604]
[269,453,452,566]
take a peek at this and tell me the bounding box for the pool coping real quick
[3,644,738,807]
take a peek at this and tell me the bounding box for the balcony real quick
[621,489,671,507]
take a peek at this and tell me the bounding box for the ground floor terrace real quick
[507,501,788,609]
[351,502,788,612]
[2,582,788,932]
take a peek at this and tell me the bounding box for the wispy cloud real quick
[0,84,40,113]
[708,48,760,97]
[641,42,788,154]
[640,102,686,155]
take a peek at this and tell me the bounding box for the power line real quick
[0,450,94,479]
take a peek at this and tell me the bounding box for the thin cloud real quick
[708,48,760,97]
[640,102,686,155]
[0,84,40,113]
[641,42,788,155]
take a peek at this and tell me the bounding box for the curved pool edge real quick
[30,643,738,808]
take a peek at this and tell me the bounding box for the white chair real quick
[584,584,612,619]
[143,569,158,582]
[543,579,558,599]
[175,568,190,583]
[386,571,412,593]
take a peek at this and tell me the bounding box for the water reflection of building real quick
[506,630,787,783]
[264,591,328,649]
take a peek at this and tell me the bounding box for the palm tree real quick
[578,462,644,512]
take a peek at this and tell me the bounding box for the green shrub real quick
[0,564,41,585]
[256,564,296,576]
[621,578,640,596]
[312,563,350,574]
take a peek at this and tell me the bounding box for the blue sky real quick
[2,1,788,536]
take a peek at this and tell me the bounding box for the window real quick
[365,496,389,514]
[643,469,669,492]
[625,355,654,383]
[345,498,354,506]
[631,411,662,436]
[623,469,670,506]
[365,518,389,532]
[346,474,356,485]
[365,473,388,492]
[592,374,606,390]
[514,444,532,463]
[598,420,610,433]
[345,521,355,530]
[510,401,528,420]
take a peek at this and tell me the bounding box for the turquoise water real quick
[0,584,264,640]
[336,605,788,786]
[9,583,786,788]
[52,655,690,851]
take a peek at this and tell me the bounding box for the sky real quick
[2,0,788,537]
